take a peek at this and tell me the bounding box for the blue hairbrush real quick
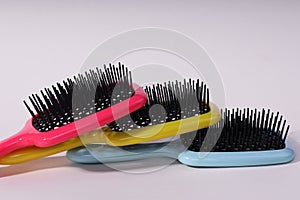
[67,108,295,167]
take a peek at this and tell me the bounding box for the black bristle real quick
[107,79,210,132]
[23,100,35,118]
[24,63,134,132]
[180,108,289,152]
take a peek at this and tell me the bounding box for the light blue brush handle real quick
[66,142,180,164]
[66,141,295,167]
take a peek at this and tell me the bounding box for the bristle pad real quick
[24,63,134,132]
[180,108,289,152]
[107,79,210,132]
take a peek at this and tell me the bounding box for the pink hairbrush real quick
[0,63,147,158]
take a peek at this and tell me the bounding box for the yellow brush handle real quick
[0,103,220,165]
[0,138,83,165]
[0,128,111,165]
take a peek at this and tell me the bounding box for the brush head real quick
[107,79,210,132]
[24,63,134,132]
[180,108,289,152]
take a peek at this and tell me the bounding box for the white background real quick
[0,1,300,200]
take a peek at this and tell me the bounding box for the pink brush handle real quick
[0,84,147,158]
[0,124,37,158]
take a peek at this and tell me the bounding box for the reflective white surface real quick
[0,1,300,200]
